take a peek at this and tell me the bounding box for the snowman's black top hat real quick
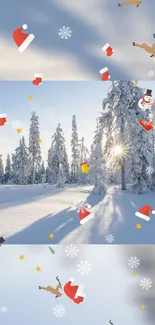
[145,89,152,96]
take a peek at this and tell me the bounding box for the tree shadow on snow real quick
[4,207,80,244]
[0,186,67,209]
[102,188,155,244]
[4,191,104,244]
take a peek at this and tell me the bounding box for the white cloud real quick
[0,38,94,80]
[50,0,155,79]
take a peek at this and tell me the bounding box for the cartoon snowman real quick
[138,89,154,110]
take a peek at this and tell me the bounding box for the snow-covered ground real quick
[0,184,155,244]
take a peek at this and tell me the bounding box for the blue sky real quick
[1,0,155,80]
[0,81,154,166]
[0,245,149,325]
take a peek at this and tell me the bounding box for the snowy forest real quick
[1,80,155,195]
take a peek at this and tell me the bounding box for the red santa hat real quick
[102,44,114,57]
[135,205,155,221]
[0,114,7,126]
[78,205,94,224]
[99,67,111,81]
[13,24,34,52]
[63,279,85,304]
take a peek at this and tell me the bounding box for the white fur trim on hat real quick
[99,67,108,74]
[74,284,85,299]
[19,33,34,52]
[135,211,150,221]
[69,278,74,282]
[34,74,42,78]
[102,43,110,51]
[152,210,155,214]
[22,24,28,29]
[0,114,7,118]
[87,204,91,209]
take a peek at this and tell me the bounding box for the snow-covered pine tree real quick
[148,101,155,189]
[71,115,80,183]
[29,111,42,184]
[36,161,46,184]
[88,144,95,184]
[12,137,29,185]
[127,84,152,193]
[100,81,151,193]
[100,103,115,184]
[50,123,69,187]
[63,147,70,183]
[91,120,106,195]
[46,144,54,184]
[0,154,4,184]
[56,167,65,188]
[79,137,89,184]
[5,154,12,183]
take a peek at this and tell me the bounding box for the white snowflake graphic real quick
[148,70,155,77]
[140,278,152,290]
[0,305,7,313]
[53,304,66,318]
[77,260,92,275]
[12,120,21,129]
[106,234,115,243]
[65,244,79,258]
[58,26,72,40]
[128,256,140,268]
[146,166,154,176]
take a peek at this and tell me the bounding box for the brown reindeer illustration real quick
[39,276,62,298]
[133,41,155,57]
[118,0,142,6]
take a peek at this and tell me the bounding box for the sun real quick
[113,145,123,155]
[106,140,130,168]
[111,141,130,161]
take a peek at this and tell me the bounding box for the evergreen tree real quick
[79,137,89,162]
[0,154,4,184]
[49,123,69,187]
[5,154,12,183]
[56,167,65,188]
[29,111,42,184]
[148,102,155,189]
[71,115,80,183]
[39,161,46,184]
[91,121,106,195]
[100,81,151,193]
[12,137,29,185]
[128,88,152,194]
[63,148,70,183]
[47,144,54,184]
[79,137,89,184]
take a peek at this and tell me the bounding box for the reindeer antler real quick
[56,276,62,286]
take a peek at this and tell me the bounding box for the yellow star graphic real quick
[16,128,22,133]
[36,266,41,272]
[132,82,137,87]
[19,255,24,260]
[49,233,54,239]
[28,96,33,100]
[136,223,142,229]
[116,165,121,170]
[132,271,136,276]
[38,139,42,144]
[141,304,145,309]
